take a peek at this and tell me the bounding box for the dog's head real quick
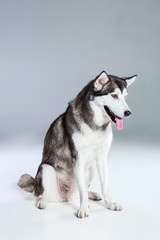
[91,71,137,130]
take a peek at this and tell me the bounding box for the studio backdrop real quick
[0,0,159,145]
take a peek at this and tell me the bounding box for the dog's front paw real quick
[76,208,89,218]
[105,201,123,211]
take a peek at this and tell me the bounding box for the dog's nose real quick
[124,110,131,117]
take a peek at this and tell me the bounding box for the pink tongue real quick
[116,118,123,130]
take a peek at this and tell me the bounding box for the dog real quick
[18,71,136,218]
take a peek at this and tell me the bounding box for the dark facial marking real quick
[91,75,127,98]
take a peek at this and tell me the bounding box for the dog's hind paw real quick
[76,208,89,218]
[36,197,47,209]
[88,191,102,201]
[105,201,123,211]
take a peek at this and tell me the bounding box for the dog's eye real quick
[111,94,118,99]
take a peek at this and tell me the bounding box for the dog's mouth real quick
[104,106,123,130]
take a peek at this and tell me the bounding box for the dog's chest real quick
[72,122,112,160]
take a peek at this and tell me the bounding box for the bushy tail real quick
[18,174,35,193]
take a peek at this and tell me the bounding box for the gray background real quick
[1,2,160,239]
[0,0,160,145]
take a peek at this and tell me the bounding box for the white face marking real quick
[92,87,131,119]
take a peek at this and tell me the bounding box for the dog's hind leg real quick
[88,191,102,201]
[86,165,94,187]
[96,145,123,211]
[85,166,102,201]
[34,163,60,209]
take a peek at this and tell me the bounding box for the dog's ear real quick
[122,75,137,87]
[94,71,109,91]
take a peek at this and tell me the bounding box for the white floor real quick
[0,140,160,240]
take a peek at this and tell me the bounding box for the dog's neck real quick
[89,101,110,128]
[71,99,110,131]
[71,82,111,131]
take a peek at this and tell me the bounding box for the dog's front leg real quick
[74,161,89,218]
[96,150,123,211]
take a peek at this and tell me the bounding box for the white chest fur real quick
[72,122,113,163]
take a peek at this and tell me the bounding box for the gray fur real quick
[18,71,136,201]
[18,174,35,192]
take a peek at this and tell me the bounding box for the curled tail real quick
[18,174,35,193]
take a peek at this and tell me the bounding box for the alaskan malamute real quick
[18,71,136,218]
